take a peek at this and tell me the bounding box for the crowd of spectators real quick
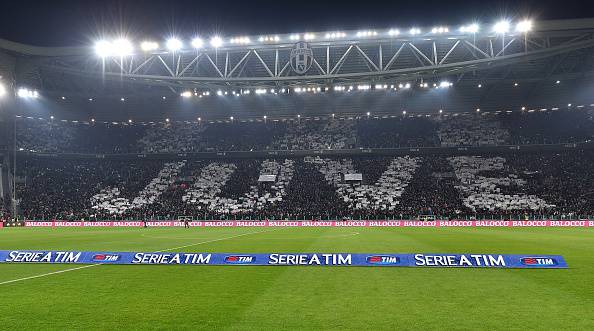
[12,109,594,154]
[0,197,10,221]
[16,118,144,154]
[13,150,594,220]
[500,110,594,145]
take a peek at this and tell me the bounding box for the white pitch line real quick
[0,228,273,286]
[0,264,101,286]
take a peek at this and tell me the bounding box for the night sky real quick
[0,0,593,46]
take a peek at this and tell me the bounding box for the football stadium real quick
[1,1,594,329]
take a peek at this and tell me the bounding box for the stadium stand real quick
[14,150,594,220]
[14,109,594,154]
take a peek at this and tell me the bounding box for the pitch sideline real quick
[0,228,274,286]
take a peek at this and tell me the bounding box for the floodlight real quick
[17,88,38,98]
[467,24,479,33]
[461,24,479,33]
[0,83,5,97]
[439,81,452,88]
[191,38,204,49]
[210,36,223,48]
[166,38,183,51]
[113,39,133,56]
[410,28,421,35]
[516,20,533,33]
[388,29,400,36]
[493,20,510,34]
[141,41,159,52]
[180,91,192,98]
[95,40,114,57]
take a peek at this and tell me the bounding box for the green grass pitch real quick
[1,226,593,330]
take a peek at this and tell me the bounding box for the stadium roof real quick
[1,18,594,121]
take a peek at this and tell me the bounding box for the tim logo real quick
[521,257,557,266]
[224,255,256,264]
[366,255,400,265]
[92,254,120,262]
[290,41,313,74]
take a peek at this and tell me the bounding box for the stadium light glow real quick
[516,20,533,33]
[141,41,159,52]
[17,88,39,99]
[325,32,346,39]
[50,115,54,120]
[356,31,377,38]
[0,82,6,97]
[230,37,250,44]
[166,118,170,122]
[166,38,183,51]
[493,20,510,34]
[303,33,315,40]
[95,40,114,57]
[180,91,192,98]
[210,36,223,48]
[191,38,204,49]
[366,112,371,116]
[460,24,479,33]
[409,28,421,35]
[431,26,449,34]
[120,97,125,102]
[113,39,133,56]
[216,90,223,96]
[388,29,400,36]
[556,80,561,84]
[439,81,453,88]
[404,83,411,89]
[439,109,443,114]
[402,110,407,115]
[289,34,300,41]
[91,118,95,122]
